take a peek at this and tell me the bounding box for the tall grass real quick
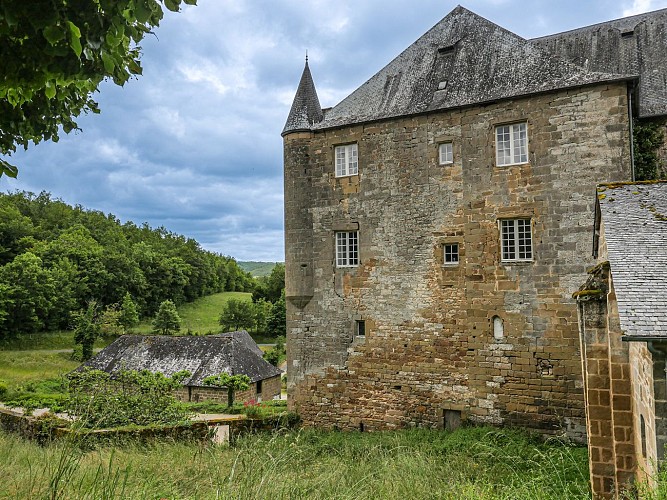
[0,426,590,499]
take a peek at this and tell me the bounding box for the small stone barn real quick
[575,181,667,497]
[82,332,282,403]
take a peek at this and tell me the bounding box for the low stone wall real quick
[0,407,298,447]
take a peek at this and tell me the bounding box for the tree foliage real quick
[202,373,250,408]
[633,118,666,181]
[72,301,101,361]
[153,299,180,335]
[0,0,196,177]
[219,298,256,332]
[266,291,286,338]
[119,292,140,330]
[252,263,285,304]
[0,191,253,339]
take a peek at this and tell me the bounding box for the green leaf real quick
[164,0,180,13]
[183,0,197,4]
[128,59,143,75]
[67,21,82,57]
[101,52,115,73]
[45,81,56,99]
[43,25,65,45]
[135,0,152,23]
[0,159,18,178]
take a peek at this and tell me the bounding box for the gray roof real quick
[213,330,264,358]
[596,181,667,338]
[81,335,282,385]
[282,60,323,135]
[301,6,631,131]
[533,8,667,118]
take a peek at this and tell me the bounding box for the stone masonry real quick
[284,82,632,438]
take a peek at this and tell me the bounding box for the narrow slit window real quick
[355,320,366,337]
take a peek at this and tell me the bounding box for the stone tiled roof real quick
[597,181,667,338]
[309,6,631,131]
[282,60,324,135]
[81,335,282,385]
[214,330,264,358]
[533,8,667,118]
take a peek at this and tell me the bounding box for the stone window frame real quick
[355,319,366,337]
[442,242,459,266]
[335,230,359,267]
[438,142,453,165]
[499,218,533,262]
[495,121,528,166]
[334,143,359,177]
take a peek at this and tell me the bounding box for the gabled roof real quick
[282,59,324,135]
[213,330,264,358]
[595,181,667,338]
[312,6,632,130]
[533,8,667,118]
[81,335,282,385]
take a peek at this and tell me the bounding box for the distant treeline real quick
[0,191,254,337]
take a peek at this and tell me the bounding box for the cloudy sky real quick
[1,0,665,261]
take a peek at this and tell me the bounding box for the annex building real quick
[282,6,667,494]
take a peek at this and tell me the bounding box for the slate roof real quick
[81,335,282,385]
[286,6,632,133]
[596,181,667,338]
[533,8,667,118]
[213,330,264,358]
[282,59,324,135]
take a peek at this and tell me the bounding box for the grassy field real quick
[134,291,253,335]
[237,261,280,277]
[0,426,590,499]
[0,350,78,392]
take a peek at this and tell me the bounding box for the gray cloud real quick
[1,0,658,261]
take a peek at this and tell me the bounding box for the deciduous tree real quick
[152,299,180,335]
[0,0,196,177]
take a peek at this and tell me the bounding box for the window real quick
[443,243,459,265]
[493,316,504,340]
[335,144,358,177]
[355,320,366,337]
[439,142,453,164]
[495,122,527,166]
[500,219,533,262]
[336,231,359,267]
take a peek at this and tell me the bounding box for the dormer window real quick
[335,144,358,177]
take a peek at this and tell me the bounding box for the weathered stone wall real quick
[174,376,282,404]
[284,82,632,439]
[630,342,658,485]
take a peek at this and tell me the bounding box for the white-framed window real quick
[495,122,527,166]
[335,144,358,177]
[336,231,359,267]
[500,219,533,262]
[439,142,453,164]
[443,243,459,265]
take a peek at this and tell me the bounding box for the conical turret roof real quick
[282,59,324,136]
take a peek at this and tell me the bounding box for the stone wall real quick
[284,81,632,439]
[174,376,282,404]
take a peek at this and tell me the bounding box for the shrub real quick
[0,379,7,398]
[65,368,192,428]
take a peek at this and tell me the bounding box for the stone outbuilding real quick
[576,181,667,497]
[82,332,282,403]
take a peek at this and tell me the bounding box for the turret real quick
[282,57,324,136]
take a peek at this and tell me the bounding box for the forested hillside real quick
[0,191,253,338]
